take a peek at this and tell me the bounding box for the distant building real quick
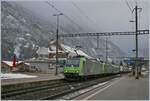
[49,40,93,59]
[49,41,68,58]
[25,60,55,73]
[36,47,50,58]
[33,40,93,59]
[25,44,67,73]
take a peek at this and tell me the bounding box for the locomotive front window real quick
[66,59,80,67]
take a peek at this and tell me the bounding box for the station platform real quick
[1,72,64,85]
[74,71,149,100]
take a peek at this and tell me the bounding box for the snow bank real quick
[1,73,37,79]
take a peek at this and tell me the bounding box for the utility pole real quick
[132,4,142,79]
[135,5,139,79]
[135,5,138,59]
[53,13,63,75]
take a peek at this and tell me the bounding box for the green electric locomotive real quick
[64,56,120,79]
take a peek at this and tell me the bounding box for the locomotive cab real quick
[64,56,85,79]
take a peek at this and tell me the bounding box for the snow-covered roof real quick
[50,39,55,44]
[49,45,65,53]
[24,63,30,65]
[2,61,13,66]
[36,47,50,55]
[61,44,93,59]
[26,33,32,37]
[49,41,89,57]
[2,61,23,66]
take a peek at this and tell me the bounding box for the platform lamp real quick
[53,13,63,75]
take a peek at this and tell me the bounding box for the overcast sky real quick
[6,0,149,57]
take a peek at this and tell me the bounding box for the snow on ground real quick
[1,73,37,79]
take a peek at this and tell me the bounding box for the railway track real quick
[2,75,120,100]
[1,79,67,100]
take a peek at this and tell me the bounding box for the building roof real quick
[2,61,26,67]
[2,61,13,66]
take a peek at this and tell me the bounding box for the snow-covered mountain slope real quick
[1,1,125,62]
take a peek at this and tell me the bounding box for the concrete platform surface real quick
[74,72,149,100]
[1,72,64,85]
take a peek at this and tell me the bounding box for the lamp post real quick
[53,13,63,75]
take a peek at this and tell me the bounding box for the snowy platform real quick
[1,73,37,79]
[1,73,64,85]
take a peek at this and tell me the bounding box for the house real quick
[1,61,31,73]
[1,61,11,73]
[15,62,30,72]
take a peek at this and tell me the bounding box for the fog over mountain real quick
[1,0,148,61]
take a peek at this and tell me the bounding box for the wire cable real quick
[70,1,103,49]
[45,1,84,31]
[133,0,138,5]
[138,10,141,30]
[125,0,133,13]
[71,1,100,31]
